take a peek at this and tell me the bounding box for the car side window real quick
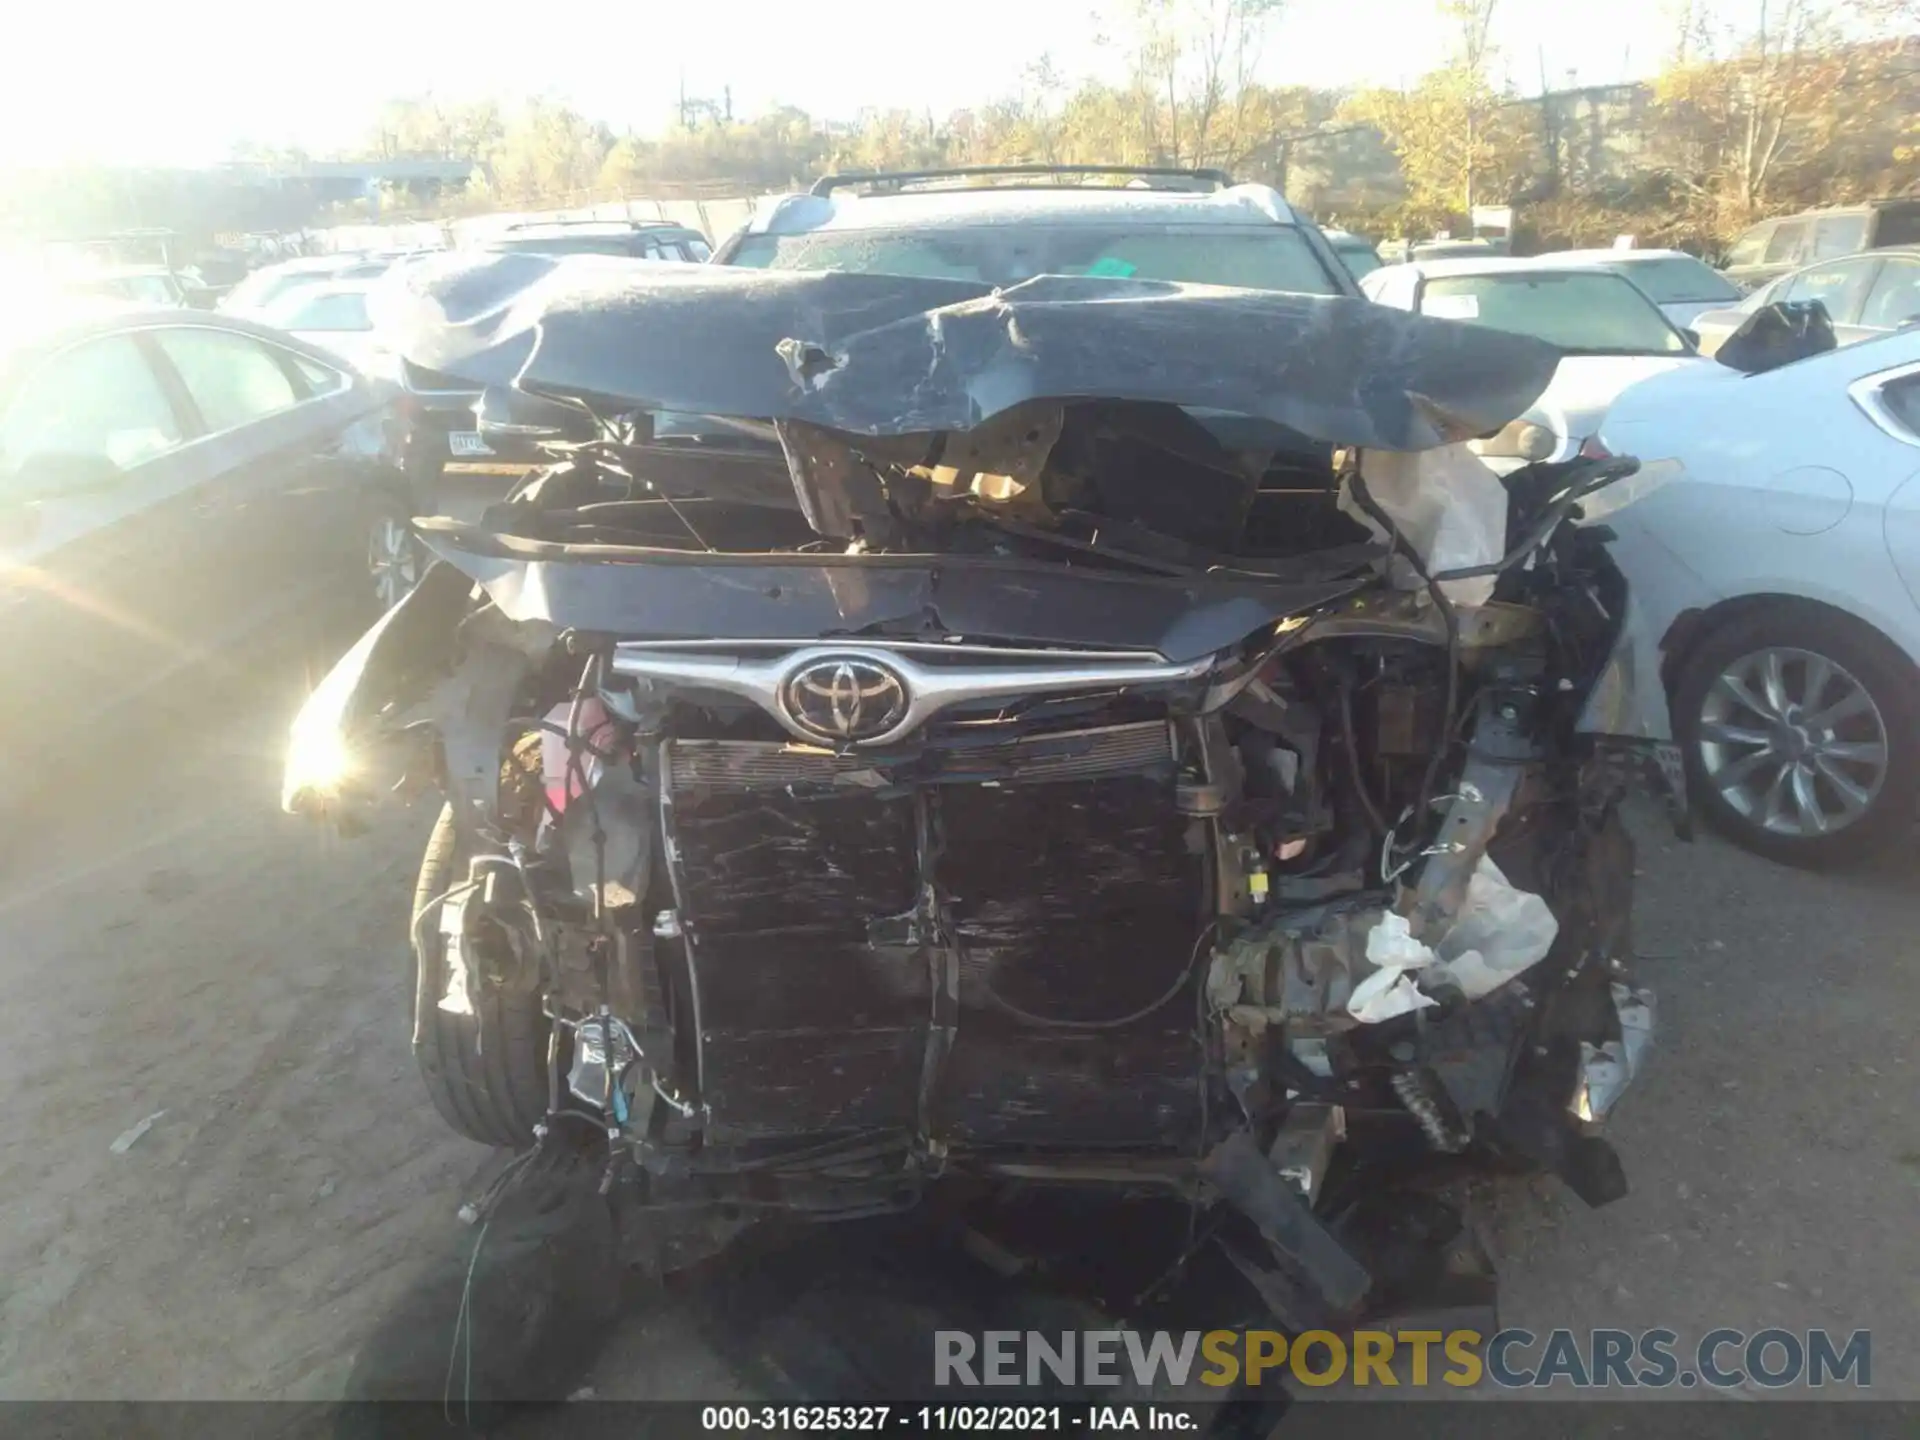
[1879,373,1920,438]
[1763,221,1808,265]
[684,237,712,261]
[1857,259,1920,331]
[1725,224,1771,269]
[1779,257,1877,323]
[291,354,350,395]
[1811,214,1868,260]
[151,328,300,433]
[0,334,184,480]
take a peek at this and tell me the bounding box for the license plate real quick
[448,431,494,458]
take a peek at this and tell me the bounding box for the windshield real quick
[1610,256,1739,304]
[70,274,176,305]
[1420,270,1690,355]
[1333,241,1382,278]
[728,224,1344,295]
[268,289,370,331]
[221,268,328,314]
[1725,226,1771,268]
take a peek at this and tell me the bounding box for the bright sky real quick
[3,0,1734,170]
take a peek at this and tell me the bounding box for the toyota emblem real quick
[780,657,910,744]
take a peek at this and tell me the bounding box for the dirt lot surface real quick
[2,682,1917,1405]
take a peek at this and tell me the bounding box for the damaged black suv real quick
[286,253,1660,1331]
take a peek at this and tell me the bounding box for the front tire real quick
[1672,604,1918,868]
[412,804,552,1147]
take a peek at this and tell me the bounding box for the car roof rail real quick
[501,217,689,232]
[809,164,1235,197]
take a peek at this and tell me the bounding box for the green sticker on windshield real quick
[1083,257,1138,278]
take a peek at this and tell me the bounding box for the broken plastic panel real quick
[1342,446,1509,608]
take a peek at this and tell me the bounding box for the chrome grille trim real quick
[619,639,1171,663]
[613,643,1214,748]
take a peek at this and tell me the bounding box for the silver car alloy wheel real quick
[1696,645,1890,837]
[368,515,421,611]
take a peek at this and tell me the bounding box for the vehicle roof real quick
[1747,245,1920,289]
[502,219,704,237]
[1370,255,1647,282]
[67,264,179,280]
[0,296,131,349]
[742,182,1303,238]
[1810,243,1920,260]
[1542,248,1702,265]
[254,253,387,276]
[1746,199,1920,227]
[0,301,365,380]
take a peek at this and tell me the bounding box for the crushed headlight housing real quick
[282,604,398,815]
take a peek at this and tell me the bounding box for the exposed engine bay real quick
[288,256,1663,1329]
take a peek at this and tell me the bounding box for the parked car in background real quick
[43,229,212,303]
[1322,227,1383,278]
[58,266,192,308]
[479,218,712,261]
[1720,199,1920,292]
[1361,256,1700,471]
[1690,246,1920,356]
[1535,248,1743,329]
[1594,325,1920,865]
[0,303,412,805]
[712,165,1360,295]
[260,280,387,376]
[219,253,398,319]
[1409,238,1508,262]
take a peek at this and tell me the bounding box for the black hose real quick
[1345,466,1459,853]
[561,652,612,929]
[1337,679,1393,837]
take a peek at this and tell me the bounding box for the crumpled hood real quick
[374,250,1561,453]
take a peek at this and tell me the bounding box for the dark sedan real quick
[0,303,412,802]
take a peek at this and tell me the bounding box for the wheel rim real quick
[368,515,419,610]
[1696,645,1890,838]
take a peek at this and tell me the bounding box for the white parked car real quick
[1594,326,1920,865]
[219,253,394,318]
[1689,246,1920,357]
[259,281,389,377]
[1361,257,1702,473]
[1530,247,1745,330]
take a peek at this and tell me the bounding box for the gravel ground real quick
[1,686,1915,1403]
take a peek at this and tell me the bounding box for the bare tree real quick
[1110,0,1285,168]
